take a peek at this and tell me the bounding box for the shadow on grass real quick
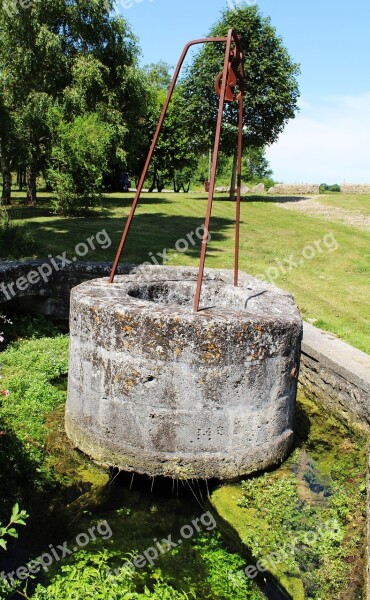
[293,398,312,449]
[240,195,311,204]
[189,194,311,204]
[102,194,172,208]
[18,212,234,264]
[7,204,54,220]
[0,416,41,517]
[6,195,173,222]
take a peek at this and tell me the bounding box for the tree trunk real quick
[26,162,37,204]
[173,175,180,193]
[42,169,52,192]
[229,148,238,201]
[148,166,157,193]
[1,162,12,205]
[157,174,165,193]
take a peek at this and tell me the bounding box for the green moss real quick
[210,484,305,600]
[211,392,368,599]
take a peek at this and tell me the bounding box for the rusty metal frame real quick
[109,29,245,313]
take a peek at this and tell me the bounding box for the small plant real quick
[29,552,190,599]
[0,503,28,550]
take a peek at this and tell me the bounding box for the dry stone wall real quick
[341,184,370,194]
[268,184,320,195]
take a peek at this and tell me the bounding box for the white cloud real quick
[266,92,370,184]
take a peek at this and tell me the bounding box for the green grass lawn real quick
[318,193,370,215]
[2,191,370,354]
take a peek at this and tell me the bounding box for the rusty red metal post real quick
[194,30,244,309]
[193,29,234,312]
[108,35,229,284]
[234,70,245,287]
[109,29,245,313]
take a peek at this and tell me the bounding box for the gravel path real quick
[277,196,370,231]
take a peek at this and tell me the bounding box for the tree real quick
[181,4,300,192]
[48,112,115,214]
[0,1,72,203]
[131,63,197,193]
[147,87,197,192]
[143,60,173,91]
[243,146,273,181]
[0,94,13,205]
[0,0,146,208]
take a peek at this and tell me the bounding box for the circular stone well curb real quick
[65,266,302,480]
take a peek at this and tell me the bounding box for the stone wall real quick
[341,184,370,194]
[0,260,132,319]
[299,322,370,431]
[268,184,320,195]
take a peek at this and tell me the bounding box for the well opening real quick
[126,280,247,311]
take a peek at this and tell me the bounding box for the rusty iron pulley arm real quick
[109,29,245,313]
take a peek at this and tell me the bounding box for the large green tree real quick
[129,62,197,193]
[181,4,300,191]
[0,0,146,208]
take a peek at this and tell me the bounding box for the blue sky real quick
[118,0,370,183]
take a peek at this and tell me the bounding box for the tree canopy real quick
[181,4,300,153]
[0,2,298,211]
[0,0,147,210]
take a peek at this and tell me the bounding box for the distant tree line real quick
[320,184,341,193]
[0,3,300,214]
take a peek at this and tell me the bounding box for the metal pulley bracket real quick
[215,46,244,102]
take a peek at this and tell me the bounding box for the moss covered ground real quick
[211,392,368,599]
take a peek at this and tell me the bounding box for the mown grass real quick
[2,191,370,354]
[318,193,370,215]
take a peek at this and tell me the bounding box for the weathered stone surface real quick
[0,260,132,318]
[65,266,302,480]
[300,322,370,430]
[268,184,320,195]
[341,184,370,194]
[251,183,265,194]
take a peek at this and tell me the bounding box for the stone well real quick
[65,266,302,480]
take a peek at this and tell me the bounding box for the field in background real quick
[2,191,370,354]
[317,194,370,215]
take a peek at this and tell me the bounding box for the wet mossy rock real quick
[66,266,302,480]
